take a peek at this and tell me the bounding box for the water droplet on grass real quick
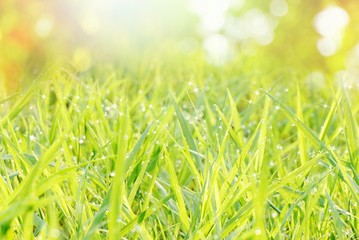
[255,229,262,235]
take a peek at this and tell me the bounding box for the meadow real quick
[1,54,359,239]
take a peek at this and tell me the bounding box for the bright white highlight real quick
[34,17,53,37]
[270,0,288,17]
[80,14,100,35]
[223,9,276,46]
[244,9,275,45]
[190,0,233,33]
[203,34,230,65]
[255,228,262,235]
[317,38,337,56]
[314,6,349,38]
[189,0,279,63]
[314,6,349,56]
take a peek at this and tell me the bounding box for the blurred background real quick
[1,0,359,94]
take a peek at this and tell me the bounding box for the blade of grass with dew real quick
[326,191,345,238]
[300,180,325,239]
[200,122,263,236]
[108,107,130,239]
[264,91,346,179]
[1,115,82,220]
[164,149,190,233]
[0,83,37,128]
[196,130,230,237]
[171,94,203,170]
[264,91,323,149]
[202,92,217,142]
[253,97,269,238]
[84,122,153,239]
[279,173,327,231]
[215,105,241,151]
[227,89,245,147]
[127,145,155,205]
[296,84,307,165]
[341,87,359,169]
[218,119,261,197]
[118,194,173,238]
[319,91,341,141]
[200,118,265,236]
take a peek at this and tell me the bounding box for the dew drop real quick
[255,229,262,235]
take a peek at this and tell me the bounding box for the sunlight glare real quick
[314,6,349,38]
[34,17,53,38]
[190,0,231,33]
[314,6,349,56]
[245,9,276,45]
[317,38,337,56]
[270,0,288,17]
[80,14,100,36]
[203,34,231,65]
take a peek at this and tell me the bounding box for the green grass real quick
[1,59,359,239]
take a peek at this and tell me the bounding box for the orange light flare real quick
[1,24,36,94]
[0,0,44,95]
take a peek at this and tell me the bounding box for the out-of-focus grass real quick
[0,56,359,239]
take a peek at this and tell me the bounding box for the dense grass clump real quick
[1,61,359,239]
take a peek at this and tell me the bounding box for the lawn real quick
[1,55,359,239]
[2,1,359,239]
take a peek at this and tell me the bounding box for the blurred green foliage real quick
[1,0,359,94]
